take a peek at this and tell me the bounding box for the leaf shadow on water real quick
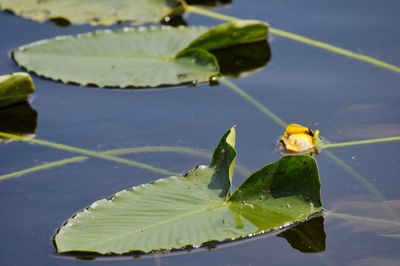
[186,0,233,7]
[0,102,37,142]
[52,214,325,262]
[212,41,271,78]
[277,216,326,253]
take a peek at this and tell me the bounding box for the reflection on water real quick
[212,41,271,77]
[277,216,326,253]
[0,0,399,265]
[186,0,232,7]
[0,102,38,142]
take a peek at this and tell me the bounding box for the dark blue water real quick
[1,1,399,265]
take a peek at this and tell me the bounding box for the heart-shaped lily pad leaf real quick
[0,0,180,26]
[0,72,35,109]
[13,21,268,88]
[54,128,322,255]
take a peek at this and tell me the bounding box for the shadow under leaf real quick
[211,41,271,78]
[0,102,38,142]
[277,216,326,253]
[186,0,233,7]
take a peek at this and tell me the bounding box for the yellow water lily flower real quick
[280,124,320,154]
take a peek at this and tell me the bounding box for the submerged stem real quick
[220,78,287,128]
[220,79,400,221]
[323,151,400,221]
[185,5,400,73]
[268,28,400,73]
[185,5,239,23]
[0,144,252,182]
[321,136,400,149]
[0,132,176,176]
[0,157,86,181]
[327,211,400,226]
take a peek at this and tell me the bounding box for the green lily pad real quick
[13,21,268,88]
[0,0,180,26]
[0,72,35,109]
[54,128,322,254]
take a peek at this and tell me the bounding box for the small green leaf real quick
[0,0,180,26]
[13,21,268,88]
[54,129,322,255]
[0,72,35,109]
[184,20,269,52]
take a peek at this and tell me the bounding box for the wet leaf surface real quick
[0,0,180,26]
[54,128,322,254]
[13,21,268,88]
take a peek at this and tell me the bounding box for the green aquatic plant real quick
[0,72,35,109]
[7,0,399,90]
[12,20,268,87]
[0,0,181,26]
[54,128,322,254]
[0,0,399,261]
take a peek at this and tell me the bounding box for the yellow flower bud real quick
[280,124,320,154]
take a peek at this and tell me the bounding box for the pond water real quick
[1,0,400,265]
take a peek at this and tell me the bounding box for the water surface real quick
[0,1,399,265]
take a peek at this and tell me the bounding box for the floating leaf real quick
[0,102,37,143]
[54,128,322,254]
[13,21,268,88]
[0,72,35,109]
[183,20,268,52]
[0,0,180,26]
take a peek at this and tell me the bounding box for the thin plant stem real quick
[104,146,251,177]
[184,5,400,73]
[0,145,252,182]
[185,5,239,23]
[321,136,400,149]
[268,28,400,73]
[0,157,86,181]
[220,78,287,128]
[104,146,210,157]
[0,132,176,176]
[219,78,400,221]
[324,151,399,221]
[327,210,400,226]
